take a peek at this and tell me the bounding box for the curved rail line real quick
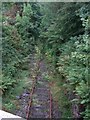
[26,61,52,119]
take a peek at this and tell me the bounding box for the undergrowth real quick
[43,59,72,118]
[2,70,30,113]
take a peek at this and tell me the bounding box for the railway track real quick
[15,55,61,119]
[26,59,53,119]
[15,53,81,119]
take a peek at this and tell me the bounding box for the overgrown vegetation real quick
[40,2,90,119]
[2,2,41,112]
[1,2,90,119]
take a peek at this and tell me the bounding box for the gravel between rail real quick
[15,55,61,118]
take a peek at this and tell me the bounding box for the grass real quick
[50,74,73,118]
[51,76,72,118]
[43,60,73,118]
[2,70,32,113]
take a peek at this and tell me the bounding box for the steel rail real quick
[26,79,36,119]
[49,88,52,118]
[26,60,52,119]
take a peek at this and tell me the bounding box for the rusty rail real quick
[49,88,52,118]
[26,60,52,119]
[26,79,36,119]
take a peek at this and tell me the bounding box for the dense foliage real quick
[40,3,90,119]
[2,3,41,94]
[2,2,90,119]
